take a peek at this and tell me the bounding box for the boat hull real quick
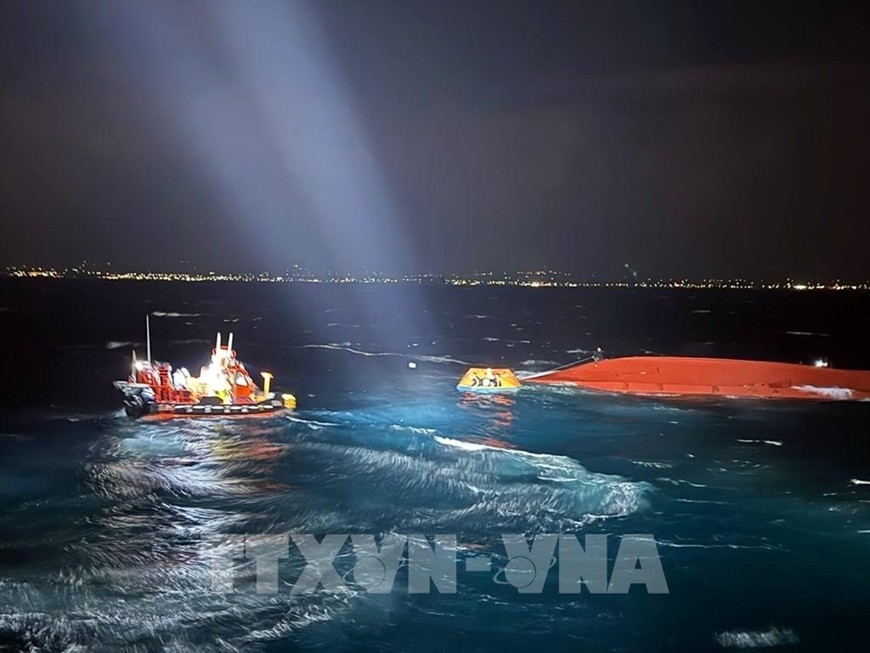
[524,356,870,401]
[142,399,285,419]
[114,380,288,418]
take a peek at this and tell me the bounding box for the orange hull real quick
[525,357,870,401]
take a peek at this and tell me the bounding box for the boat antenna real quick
[146,314,152,362]
[216,332,221,351]
[523,347,605,380]
[227,332,233,355]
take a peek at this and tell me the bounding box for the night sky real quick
[2,0,869,280]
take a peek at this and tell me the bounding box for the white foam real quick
[737,439,783,447]
[106,340,135,350]
[850,478,870,486]
[299,343,468,365]
[715,626,799,648]
[659,541,783,551]
[630,460,675,469]
[301,343,397,357]
[0,586,344,651]
[792,385,853,400]
[391,425,439,435]
[434,436,489,452]
[423,435,650,523]
[657,477,708,488]
[151,311,202,318]
[246,604,339,640]
[416,354,471,365]
[284,415,340,429]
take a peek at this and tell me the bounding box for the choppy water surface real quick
[0,282,868,651]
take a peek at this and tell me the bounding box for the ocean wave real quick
[415,354,471,365]
[516,381,580,391]
[715,626,799,648]
[299,343,399,358]
[656,477,708,488]
[736,439,783,447]
[433,435,489,451]
[314,431,651,531]
[84,458,256,500]
[0,581,348,652]
[298,343,469,366]
[243,605,337,642]
[394,425,440,436]
[105,340,136,350]
[659,540,785,552]
[251,418,651,534]
[791,385,853,400]
[629,460,675,469]
[285,414,341,429]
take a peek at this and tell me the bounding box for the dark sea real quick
[0,280,868,652]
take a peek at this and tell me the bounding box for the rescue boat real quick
[114,317,296,419]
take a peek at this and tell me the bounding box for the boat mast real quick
[146,314,152,363]
[227,332,235,402]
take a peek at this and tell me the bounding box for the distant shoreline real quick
[1,273,868,291]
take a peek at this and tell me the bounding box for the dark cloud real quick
[1,0,869,279]
[363,62,870,278]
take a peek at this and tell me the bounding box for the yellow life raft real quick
[456,367,521,392]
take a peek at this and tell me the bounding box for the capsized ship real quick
[459,354,870,401]
[115,319,296,419]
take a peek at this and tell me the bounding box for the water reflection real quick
[457,392,517,447]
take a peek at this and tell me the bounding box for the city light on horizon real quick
[3,264,868,291]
